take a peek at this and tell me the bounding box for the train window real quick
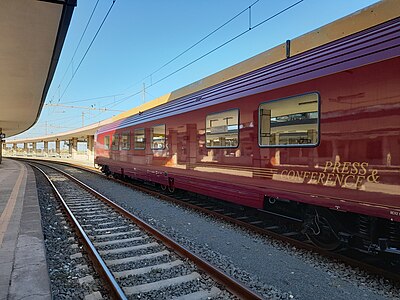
[150,124,166,150]
[121,132,130,150]
[206,109,239,148]
[134,128,145,150]
[104,136,110,150]
[111,134,120,150]
[259,93,319,147]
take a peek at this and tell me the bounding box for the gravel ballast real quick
[34,168,110,299]
[46,164,400,299]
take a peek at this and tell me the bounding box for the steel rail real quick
[29,160,264,300]
[30,163,127,300]
[104,175,400,282]
[111,176,400,284]
[22,158,400,283]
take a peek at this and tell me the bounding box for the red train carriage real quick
[95,11,400,253]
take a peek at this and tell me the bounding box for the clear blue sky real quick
[13,0,379,139]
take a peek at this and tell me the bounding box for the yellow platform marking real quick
[0,161,26,247]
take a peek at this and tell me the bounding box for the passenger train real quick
[95,2,400,255]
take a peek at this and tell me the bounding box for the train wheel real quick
[160,184,167,191]
[167,185,175,193]
[304,209,341,250]
[101,165,111,176]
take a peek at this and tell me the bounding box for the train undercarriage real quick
[99,163,400,259]
[263,196,400,256]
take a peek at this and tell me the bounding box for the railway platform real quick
[0,158,51,300]
[6,155,96,170]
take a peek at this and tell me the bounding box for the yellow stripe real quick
[291,0,400,55]
[110,1,399,123]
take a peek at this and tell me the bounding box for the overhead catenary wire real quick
[58,0,263,126]
[57,0,259,126]
[46,0,108,119]
[150,0,305,88]
[51,0,305,131]
[145,0,261,83]
[106,0,305,110]
[61,93,124,105]
[49,0,101,104]
[43,0,121,131]
[58,0,117,102]
[121,0,261,94]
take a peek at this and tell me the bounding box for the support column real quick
[0,129,4,163]
[44,141,48,157]
[145,128,153,165]
[332,140,340,162]
[32,142,37,156]
[187,124,197,168]
[274,150,281,166]
[343,142,350,161]
[382,136,391,166]
[13,143,17,156]
[56,140,60,157]
[87,135,94,162]
[23,143,28,156]
[169,129,177,166]
[69,138,77,159]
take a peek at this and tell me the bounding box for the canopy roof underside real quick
[0,0,75,137]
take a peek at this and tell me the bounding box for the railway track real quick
[122,179,400,283]
[20,158,400,285]
[30,161,262,300]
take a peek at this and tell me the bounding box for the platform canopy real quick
[0,0,76,138]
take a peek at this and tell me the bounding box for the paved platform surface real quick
[5,155,95,170]
[0,158,51,300]
[39,156,95,169]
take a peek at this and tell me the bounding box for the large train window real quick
[206,109,239,148]
[104,135,110,150]
[134,128,145,150]
[259,93,319,147]
[150,124,166,150]
[111,134,120,150]
[121,132,130,150]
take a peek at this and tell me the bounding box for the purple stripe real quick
[204,39,399,105]
[199,29,399,102]
[167,20,400,104]
[98,18,400,134]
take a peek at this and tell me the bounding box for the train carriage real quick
[95,2,400,254]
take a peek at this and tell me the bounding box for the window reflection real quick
[151,124,166,149]
[111,134,119,150]
[104,136,110,150]
[134,128,145,150]
[121,132,130,150]
[206,109,239,148]
[259,93,319,146]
